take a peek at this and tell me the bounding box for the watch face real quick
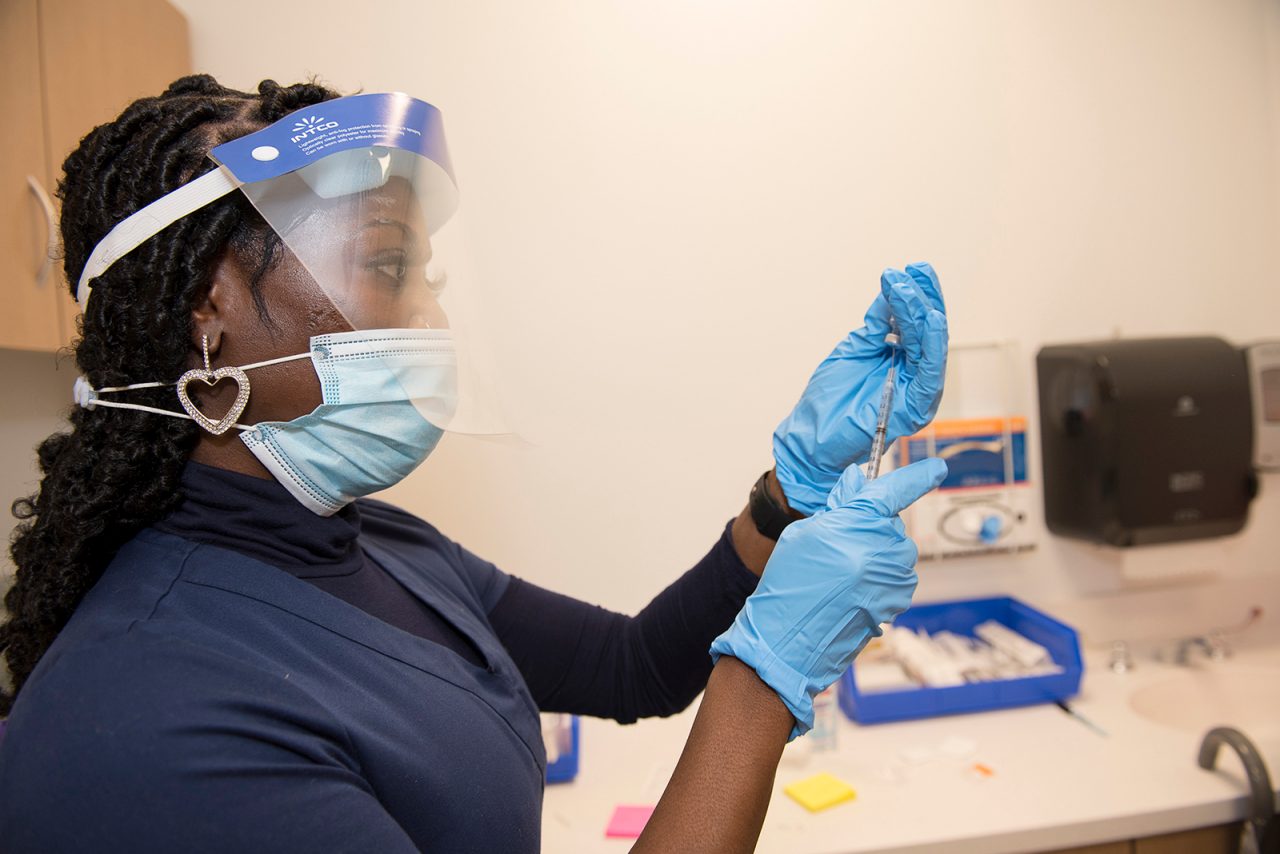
[1263,367,1280,423]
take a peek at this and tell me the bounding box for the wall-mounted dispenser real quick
[1036,337,1256,547]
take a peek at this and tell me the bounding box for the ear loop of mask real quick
[73,346,311,433]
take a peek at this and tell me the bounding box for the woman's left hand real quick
[712,457,946,739]
[772,262,948,517]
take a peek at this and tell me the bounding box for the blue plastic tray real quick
[545,715,580,784]
[838,596,1083,724]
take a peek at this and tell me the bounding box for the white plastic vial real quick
[809,685,839,752]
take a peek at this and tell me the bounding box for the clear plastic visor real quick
[238,148,507,436]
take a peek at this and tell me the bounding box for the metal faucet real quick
[1172,631,1230,666]
[1107,641,1134,674]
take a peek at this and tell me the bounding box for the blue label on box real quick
[899,418,1028,490]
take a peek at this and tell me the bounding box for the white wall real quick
[7,0,1279,641]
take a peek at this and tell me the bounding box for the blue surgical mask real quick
[73,327,458,515]
[240,329,458,516]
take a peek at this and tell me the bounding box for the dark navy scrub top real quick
[0,463,760,852]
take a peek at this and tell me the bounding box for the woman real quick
[0,76,947,852]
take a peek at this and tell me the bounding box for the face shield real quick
[77,93,508,437]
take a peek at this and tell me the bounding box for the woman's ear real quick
[190,251,245,362]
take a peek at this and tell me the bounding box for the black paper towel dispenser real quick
[1037,337,1256,546]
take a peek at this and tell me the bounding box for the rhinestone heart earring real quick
[175,335,251,435]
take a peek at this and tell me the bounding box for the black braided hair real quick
[1,75,340,714]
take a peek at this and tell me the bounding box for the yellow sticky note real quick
[783,772,857,812]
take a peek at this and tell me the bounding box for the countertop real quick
[541,577,1280,853]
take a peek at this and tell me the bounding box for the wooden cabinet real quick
[1050,842,1132,854]
[1048,821,1243,854]
[1132,823,1242,854]
[0,0,189,353]
[0,0,60,352]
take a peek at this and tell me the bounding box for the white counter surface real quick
[541,579,1280,853]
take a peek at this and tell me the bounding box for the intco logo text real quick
[290,116,339,142]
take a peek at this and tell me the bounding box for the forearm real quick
[632,656,793,854]
[489,523,759,720]
[489,469,792,721]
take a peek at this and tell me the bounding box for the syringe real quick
[865,321,901,480]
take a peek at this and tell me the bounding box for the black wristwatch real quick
[749,470,798,541]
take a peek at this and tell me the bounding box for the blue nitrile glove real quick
[773,263,948,516]
[710,457,947,739]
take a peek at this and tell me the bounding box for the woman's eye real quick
[369,256,410,284]
[380,261,408,281]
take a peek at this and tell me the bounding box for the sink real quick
[1128,664,1280,740]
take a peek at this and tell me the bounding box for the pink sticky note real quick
[605,804,655,839]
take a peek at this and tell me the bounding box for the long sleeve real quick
[487,521,759,723]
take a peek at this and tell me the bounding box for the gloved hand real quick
[710,457,947,739]
[773,263,948,516]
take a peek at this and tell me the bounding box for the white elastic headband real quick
[75,166,243,311]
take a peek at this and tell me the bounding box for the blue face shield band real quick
[75,93,459,313]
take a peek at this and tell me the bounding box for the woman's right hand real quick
[772,263,948,516]
[710,457,947,738]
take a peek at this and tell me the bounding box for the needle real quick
[866,320,901,480]
[1055,701,1110,738]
